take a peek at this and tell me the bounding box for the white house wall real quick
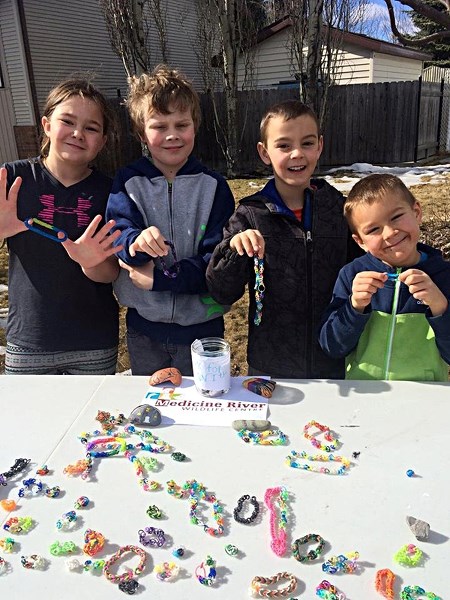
[372,54,423,83]
[0,0,35,126]
[22,0,128,110]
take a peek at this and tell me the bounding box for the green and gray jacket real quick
[319,243,450,381]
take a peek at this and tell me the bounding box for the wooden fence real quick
[97,79,448,177]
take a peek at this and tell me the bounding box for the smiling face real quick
[351,193,422,267]
[42,96,106,169]
[257,114,323,207]
[141,104,195,179]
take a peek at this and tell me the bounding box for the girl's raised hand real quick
[0,167,27,238]
[62,215,123,269]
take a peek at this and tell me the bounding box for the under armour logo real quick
[38,194,93,228]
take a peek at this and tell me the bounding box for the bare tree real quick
[192,0,261,177]
[99,0,169,77]
[383,0,450,45]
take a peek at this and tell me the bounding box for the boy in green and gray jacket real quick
[319,174,450,381]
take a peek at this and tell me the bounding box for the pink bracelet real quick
[264,486,288,556]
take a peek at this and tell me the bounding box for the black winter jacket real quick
[206,178,361,379]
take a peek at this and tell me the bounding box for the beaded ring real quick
[74,496,90,509]
[400,586,442,600]
[172,547,185,558]
[103,544,146,584]
[303,420,339,452]
[140,478,160,491]
[56,510,77,531]
[250,572,297,598]
[195,555,217,586]
[0,537,15,553]
[225,544,239,556]
[83,529,105,556]
[375,569,396,599]
[45,486,61,498]
[83,559,106,572]
[394,543,423,567]
[159,240,181,279]
[0,500,17,512]
[264,487,288,557]
[286,450,351,475]
[154,561,180,582]
[138,526,166,547]
[322,551,359,574]
[291,533,325,562]
[238,428,287,446]
[233,494,260,524]
[146,504,163,519]
[171,452,187,462]
[118,579,139,595]
[21,554,46,569]
[167,479,224,537]
[316,580,346,600]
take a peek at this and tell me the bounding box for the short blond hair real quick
[344,173,417,232]
[126,64,201,139]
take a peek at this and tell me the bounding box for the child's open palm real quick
[0,167,27,238]
[62,215,123,270]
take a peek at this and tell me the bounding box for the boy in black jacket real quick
[206,100,359,378]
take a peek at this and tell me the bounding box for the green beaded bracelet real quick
[147,505,162,519]
[291,533,325,562]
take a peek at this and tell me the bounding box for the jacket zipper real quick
[383,267,402,379]
[305,229,313,376]
[168,181,176,323]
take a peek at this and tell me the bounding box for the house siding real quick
[22,0,128,110]
[0,0,35,126]
[372,54,423,83]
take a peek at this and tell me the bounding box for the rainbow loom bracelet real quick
[286,450,350,475]
[264,486,288,557]
[195,555,217,586]
[375,569,396,599]
[238,428,287,446]
[303,420,339,452]
[250,571,297,598]
[322,552,359,574]
[103,544,146,584]
[401,586,442,600]
[291,533,325,562]
[253,256,265,326]
[394,544,423,567]
[316,580,346,600]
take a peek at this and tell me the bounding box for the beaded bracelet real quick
[21,554,46,569]
[264,486,288,557]
[83,558,106,572]
[322,551,359,574]
[375,569,396,599]
[167,479,224,536]
[195,555,217,586]
[238,428,288,446]
[316,580,346,600]
[291,533,325,562]
[0,459,30,486]
[103,544,146,584]
[49,541,77,556]
[3,516,33,534]
[56,510,77,531]
[401,586,442,600]
[154,560,180,582]
[233,494,260,524]
[286,450,351,475]
[253,256,265,326]
[138,526,166,547]
[303,420,339,452]
[85,436,127,458]
[394,543,423,567]
[250,572,297,598]
[159,240,181,279]
[74,496,90,509]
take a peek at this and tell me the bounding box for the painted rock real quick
[232,419,271,432]
[129,404,162,427]
[149,367,182,386]
[242,377,276,398]
[406,515,430,541]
